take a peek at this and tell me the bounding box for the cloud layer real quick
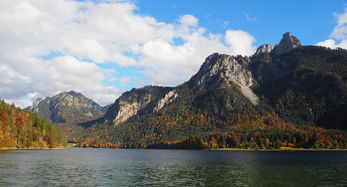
[0,0,257,107]
[316,7,347,49]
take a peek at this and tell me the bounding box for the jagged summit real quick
[255,44,275,55]
[32,97,42,108]
[190,53,258,105]
[25,32,347,149]
[272,32,301,56]
[26,91,104,124]
[254,32,301,56]
[101,86,172,126]
[65,90,82,97]
[53,90,101,108]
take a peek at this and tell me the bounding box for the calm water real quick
[0,148,347,186]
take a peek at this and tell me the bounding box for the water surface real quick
[0,148,347,186]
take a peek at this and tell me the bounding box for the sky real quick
[1,0,347,108]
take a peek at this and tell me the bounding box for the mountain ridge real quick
[26,32,347,149]
[26,90,105,125]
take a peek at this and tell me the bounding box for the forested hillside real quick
[78,86,347,149]
[0,100,66,149]
[251,46,347,129]
[27,33,347,150]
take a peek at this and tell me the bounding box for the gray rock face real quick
[191,53,259,105]
[272,32,301,56]
[34,32,305,128]
[31,98,42,113]
[114,93,152,124]
[102,86,172,126]
[26,91,104,124]
[102,52,265,127]
[154,90,178,112]
[255,44,275,55]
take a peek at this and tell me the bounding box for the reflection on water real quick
[0,148,347,186]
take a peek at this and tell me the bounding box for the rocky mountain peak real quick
[32,98,42,107]
[66,90,82,97]
[272,32,301,56]
[193,53,251,83]
[26,91,104,124]
[53,90,99,108]
[255,44,275,55]
[31,98,43,113]
[102,86,173,126]
[190,53,258,105]
[58,90,83,99]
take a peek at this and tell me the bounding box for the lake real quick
[0,148,347,186]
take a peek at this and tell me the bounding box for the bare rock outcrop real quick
[255,44,275,55]
[272,32,301,56]
[191,53,259,105]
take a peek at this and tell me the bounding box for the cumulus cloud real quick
[330,7,347,40]
[179,14,198,27]
[316,7,347,49]
[0,0,256,108]
[225,30,256,56]
[316,39,347,49]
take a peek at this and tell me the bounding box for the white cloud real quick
[179,14,198,27]
[331,8,347,40]
[316,39,337,48]
[316,39,347,49]
[0,0,256,108]
[317,7,347,49]
[225,30,256,56]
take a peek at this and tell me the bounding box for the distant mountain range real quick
[26,32,347,149]
[25,91,106,125]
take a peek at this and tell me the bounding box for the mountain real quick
[26,91,105,125]
[271,32,301,56]
[0,100,66,149]
[99,86,173,126]
[188,53,258,105]
[250,37,347,129]
[101,104,112,112]
[29,32,347,150]
[75,32,347,149]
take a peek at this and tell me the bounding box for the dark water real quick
[0,148,347,186]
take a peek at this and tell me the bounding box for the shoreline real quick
[208,148,347,151]
[75,146,347,151]
[2,146,347,151]
[0,143,76,151]
[0,146,68,151]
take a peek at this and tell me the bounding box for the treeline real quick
[0,100,66,149]
[78,113,347,149]
[75,85,347,149]
[152,115,347,149]
[251,46,347,130]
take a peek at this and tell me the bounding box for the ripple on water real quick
[0,149,347,186]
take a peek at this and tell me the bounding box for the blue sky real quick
[1,0,347,107]
[134,0,346,45]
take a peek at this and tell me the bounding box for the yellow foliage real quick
[42,129,46,136]
[30,138,48,149]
